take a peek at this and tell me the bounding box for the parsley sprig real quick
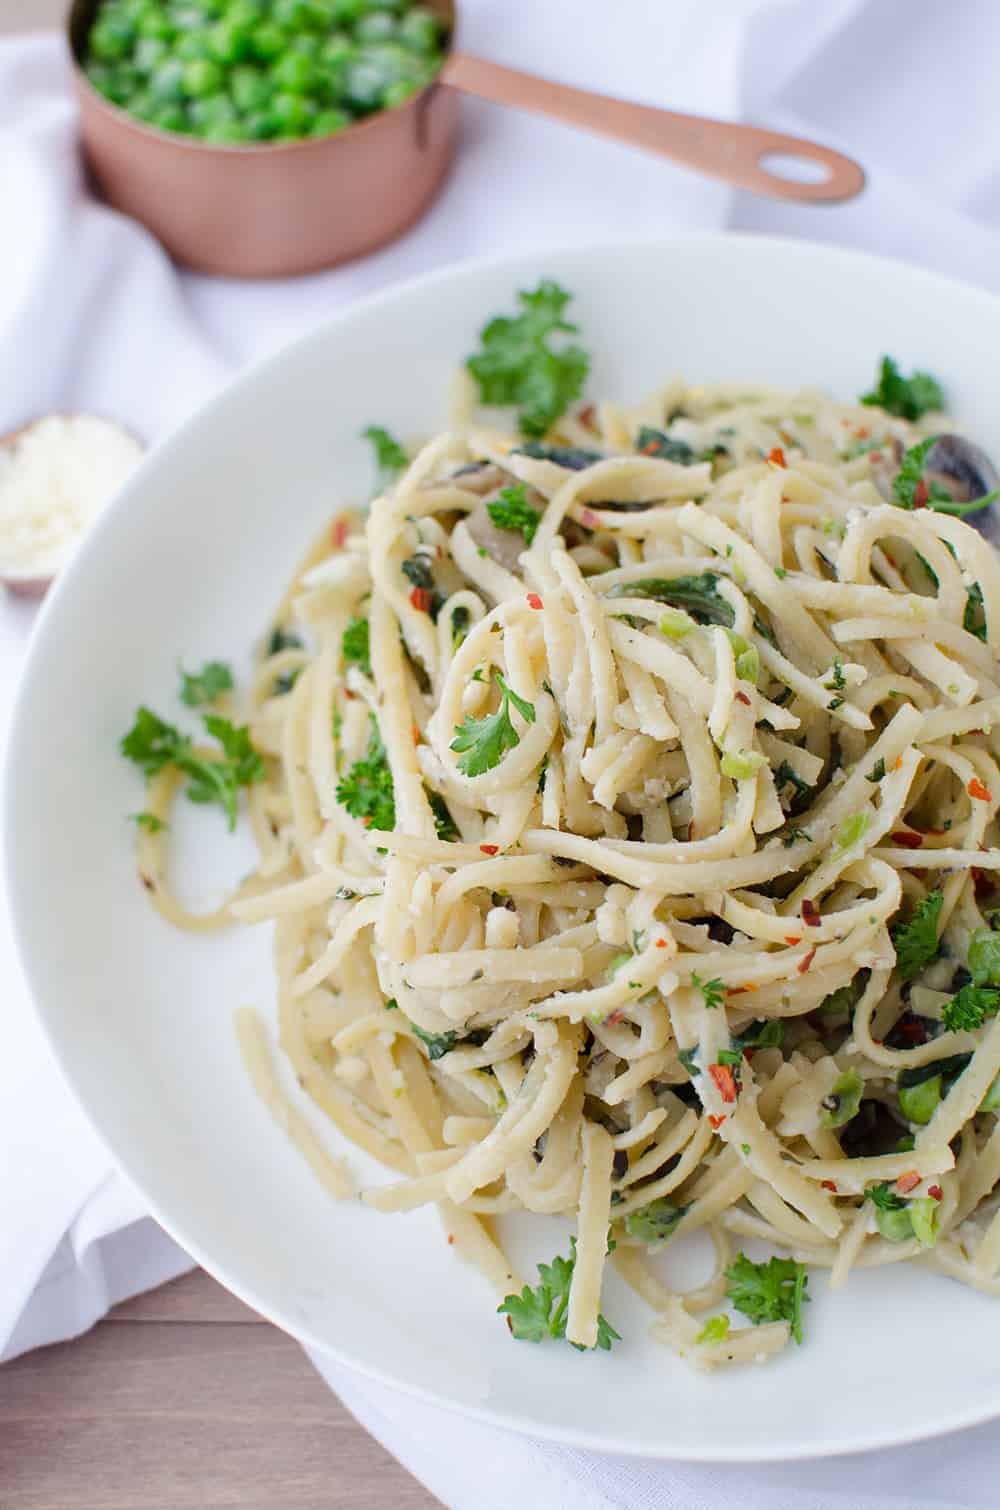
[724,1252,809,1344]
[179,660,233,708]
[941,983,1000,1033]
[363,425,408,482]
[341,615,371,677]
[451,669,536,777]
[692,973,725,1010]
[861,356,944,421]
[486,482,542,545]
[893,436,1000,516]
[891,890,943,980]
[498,1238,620,1351]
[336,716,395,832]
[465,280,590,439]
[120,707,264,832]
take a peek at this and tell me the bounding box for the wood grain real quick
[0,1271,442,1510]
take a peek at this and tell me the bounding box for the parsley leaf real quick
[466,280,590,439]
[782,826,813,847]
[267,625,305,695]
[451,668,536,777]
[341,616,371,677]
[867,757,886,783]
[724,1252,809,1344]
[965,582,987,643]
[120,707,265,832]
[606,572,735,628]
[866,1181,906,1211]
[624,1199,687,1245]
[363,425,408,481]
[131,811,165,833]
[635,426,699,465]
[513,442,603,470]
[825,659,847,693]
[697,1315,730,1344]
[891,890,943,980]
[411,1023,459,1060]
[179,660,233,708]
[335,716,395,832]
[427,789,459,842]
[487,482,542,545]
[401,553,444,620]
[498,1237,620,1351]
[941,983,1000,1033]
[692,973,725,1010]
[861,356,944,421]
[893,435,1000,516]
[731,1019,785,1053]
[774,760,814,807]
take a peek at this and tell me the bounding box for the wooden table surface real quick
[0,1269,442,1510]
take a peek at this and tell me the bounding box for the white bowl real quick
[8,234,1000,1461]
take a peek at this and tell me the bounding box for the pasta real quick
[135,361,1000,1369]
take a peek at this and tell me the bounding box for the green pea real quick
[310,106,351,135]
[149,59,187,103]
[981,1072,1000,1112]
[821,1068,864,1129]
[397,7,439,52]
[272,52,321,93]
[248,22,286,61]
[898,1074,942,1125]
[227,0,268,23]
[229,64,271,113]
[331,0,369,21]
[909,1197,939,1248]
[207,18,253,64]
[133,36,168,73]
[89,17,136,62]
[102,63,140,105]
[188,92,238,128]
[875,1205,913,1243]
[137,11,178,41]
[204,119,251,142]
[128,88,159,122]
[270,90,317,132]
[382,76,420,108]
[354,12,396,42]
[153,104,189,132]
[183,58,225,97]
[85,59,114,94]
[365,0,407,11]
[342,57,390,111]
[289,32,322,57]
[175,33,212,61]
[244,108,280,138]
[273,0,324,27]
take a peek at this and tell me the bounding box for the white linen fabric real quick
[5,2,1000,1504]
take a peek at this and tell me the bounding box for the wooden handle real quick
[440,53,865,204]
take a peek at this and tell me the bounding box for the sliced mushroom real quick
[463,497,531,574]
[924,434,1000,531]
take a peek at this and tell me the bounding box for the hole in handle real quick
[757,151,832,186]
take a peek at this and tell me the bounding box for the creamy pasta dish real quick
[122,283,1000,1368]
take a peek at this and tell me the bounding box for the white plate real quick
[8,234,1000,1462]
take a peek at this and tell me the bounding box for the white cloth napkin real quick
[5,2,1000,1505]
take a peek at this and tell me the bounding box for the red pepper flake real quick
[409,586,433,613]
[740,982,759,993]
[708,1064,738,1103]
[687,822,696,842]
[928,1185,943,1202]
[641,439,661,456]
[344,687,357,700]
[797,945,817,975]
[412,723,421,743]
[890,830,924,849]
[801,899,821,928]
[605,1011,625,1027]
[526,593,544,610]
[896,1171,920,1195]
[784,935,802,946]
[899,1019,928,1045]
[820,1179,838,1193]
[884,551,898,569]
[578,403,597,432]
[868,450,883,464]
[767,447,787,468]
[655,938,669,949]
[363,816,373,827]
[743,1049,755,1062]
[447,1233,455,1244]
[913,479,929,509]
[735,690,752,706]
[708,1113,725,1130]
[580,508,600,528]
[331,517,349,550]
[479,843,499,856]
[893,756,903,770]
[969,777,992,802]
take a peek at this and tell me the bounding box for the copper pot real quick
[68,0,866,280]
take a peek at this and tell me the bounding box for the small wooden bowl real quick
[68,0,459,278]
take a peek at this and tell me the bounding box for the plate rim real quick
[8,229,1000,1462]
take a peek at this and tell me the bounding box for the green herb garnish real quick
[498,1237,620,1351]
[606,572,734,628]
[335,715,395,832]
[635,426,699,465]
[427,789,459,842]
[892,435,1000,516]
[624,1199,687,1245]
[466,280,590,439]
[179,659,233,708]
[724,1252,809,1344]
[941,983,1000,1033]
[131,812,165,833]
[486,482,542,545]
[363,425,408,480]
[342,616,372,677]
[861,356,944,421]
[120,707,264,832]
[451,668,536,777]
[692,973,725,1010]
[891,890,943,980]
